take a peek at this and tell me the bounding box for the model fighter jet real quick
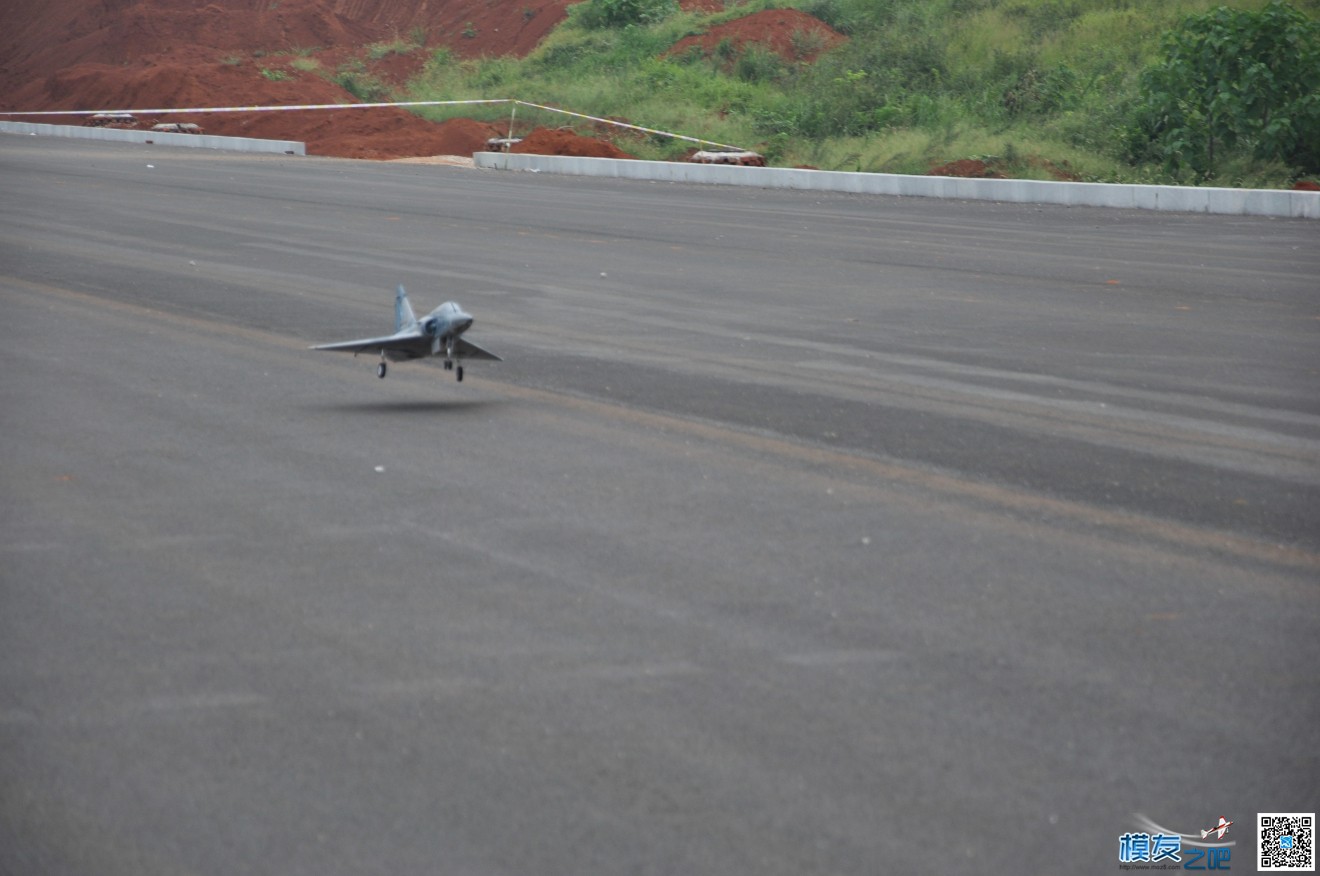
[312,285,501,381]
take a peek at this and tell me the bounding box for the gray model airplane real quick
[312,285,501,381]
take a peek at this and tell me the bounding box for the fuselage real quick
[422,302,473,343]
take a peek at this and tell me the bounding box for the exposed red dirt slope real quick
[0,0,577,159]
[1,0,573,92]
[670,8,844,64]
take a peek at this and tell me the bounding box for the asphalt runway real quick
[1,136,1317,875]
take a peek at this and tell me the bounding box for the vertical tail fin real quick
[394,284,418,333]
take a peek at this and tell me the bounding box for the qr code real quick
[1260,813,1315,871]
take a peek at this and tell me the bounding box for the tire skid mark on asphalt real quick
[492,382,1320,579]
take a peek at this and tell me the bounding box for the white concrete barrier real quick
[0,121,305,156]
[475,152,1320,219]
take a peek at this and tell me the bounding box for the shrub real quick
[788,27,827,61]
[734,44,786,84]
[334,61,391,101]
[1128,1,1320,178]
[1002,64,1079,117]
[569,0,679,30]
[367,39,413,60]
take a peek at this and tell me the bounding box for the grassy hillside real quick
[406,0,1320,186]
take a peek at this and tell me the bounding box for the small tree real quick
[569,0,678,30]
[1130,1,1320,179]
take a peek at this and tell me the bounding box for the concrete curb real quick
[474,152,1319,219]
[1,121,305,156]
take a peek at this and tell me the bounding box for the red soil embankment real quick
[0,0,585,159]
[670,8,845,64]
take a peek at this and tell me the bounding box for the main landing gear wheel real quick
[377,361,388,379]
[456,365,464,382]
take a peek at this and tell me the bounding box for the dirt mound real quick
[929,159,1006,179]
[929,156,1083,182]
[511,127,637,159]
[210,113,507,161]
[669,8,845,64]
[0,0,578,159]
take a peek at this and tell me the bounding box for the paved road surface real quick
[2,137,1317,875]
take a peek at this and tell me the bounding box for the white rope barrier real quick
[0,99,511,116]
[509,100,745,152]
[0,98,748,152]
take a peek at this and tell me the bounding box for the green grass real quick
[367,37,418,60]
[399,0,1319,186]
[334,58,393,102]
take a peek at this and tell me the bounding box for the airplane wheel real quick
[377,362,388,379]
[456,366,464,382]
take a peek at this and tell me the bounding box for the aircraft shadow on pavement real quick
[304,399,505,416]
